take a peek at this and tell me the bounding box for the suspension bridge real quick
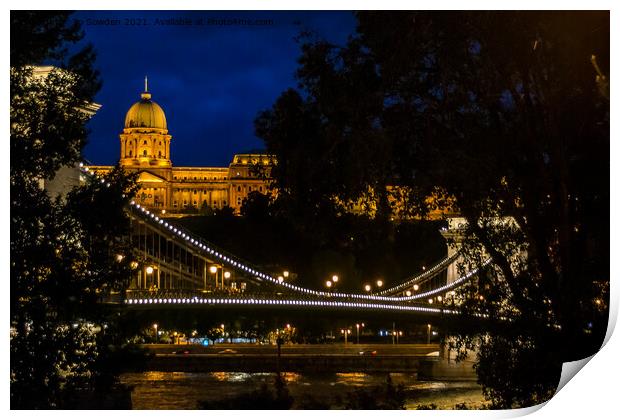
[81,164,491,318]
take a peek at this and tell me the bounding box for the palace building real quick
[89,81,275,215]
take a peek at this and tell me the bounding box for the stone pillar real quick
[440,217,468,284]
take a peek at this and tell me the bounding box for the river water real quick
[120,371,486,410]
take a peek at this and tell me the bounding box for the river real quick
[120,371,486,409]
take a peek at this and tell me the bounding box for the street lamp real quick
[355,323,365,344]
[210,265,218,288]
[153,323,158,343]
[364,284,372,293]
[340,329,351,345]
[145,266,154,289]
[277,275,284,283]
[376,279,383,288]
[405,290,412,297]
[283,271,289,278]
[221,324,226,343]
[332,275,339,283]
[413,284,419,291]
[427,324,431,344]
[326,280,333,289]
[224,271,231,288]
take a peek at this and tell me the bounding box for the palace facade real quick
[90,84,275,215]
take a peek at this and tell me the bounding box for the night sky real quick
[75,10,357,167]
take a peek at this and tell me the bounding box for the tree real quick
[256,11,609,408]
[240,191,272,221]
[10,12,136,408]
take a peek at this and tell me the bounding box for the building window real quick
[193,190,197,194]
[237,186,241,192]
[128,150,132,157]
[174,176,177,180]
[143,140,147,145]
[183,200,187,205]
[143,150,147,156]
[259,186,263,192]
[158,151,161,158]
[249,186,253,192]
[223,201,227,205]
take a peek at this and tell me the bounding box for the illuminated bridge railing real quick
[376,253,460,297]
[122,290,462,316]
[128,200,489,303]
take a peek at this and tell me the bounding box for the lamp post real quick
[153,323,158,344]
[341,329,350,345]
[364,284,372,294]
[427,324,431,345]
[376,279,383,288]
[326,280,333,291]
[224,271,231,289]
[210,265,218,288]
[221,323,226,344]
[355,323,365,344]
[145,266,154,289]
[392,321,396,345]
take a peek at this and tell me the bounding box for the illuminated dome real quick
[124,91,167,130]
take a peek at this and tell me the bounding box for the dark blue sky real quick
[74,11,357,167]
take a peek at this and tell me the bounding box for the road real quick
[142,343,440,356]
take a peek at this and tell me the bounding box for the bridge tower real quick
[440,217,468,284]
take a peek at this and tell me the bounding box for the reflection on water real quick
[120,371,486,410]
[334,372,369,386]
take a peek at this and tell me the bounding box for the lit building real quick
[89,82,275,215]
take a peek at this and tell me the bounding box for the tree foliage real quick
[256,11,609,408]
[10,12,136,408]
